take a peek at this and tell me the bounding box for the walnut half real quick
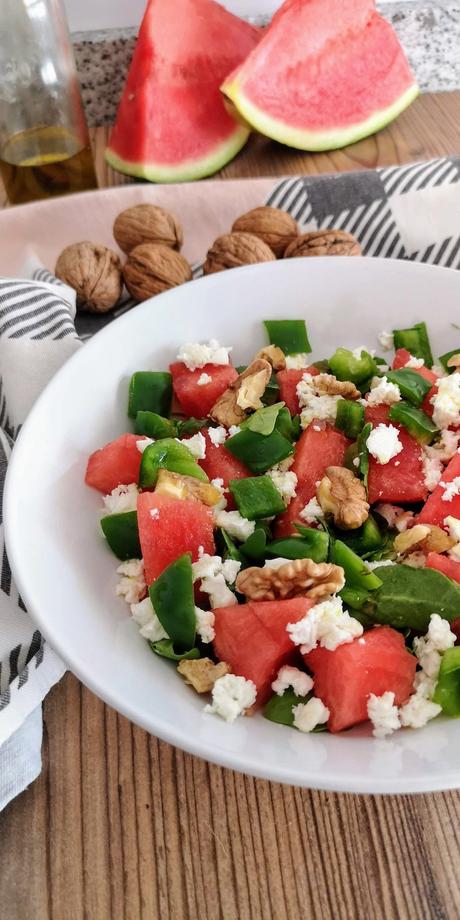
[314,373,360,400]
[394,524,455,555]
[209,358,272,427]
[235,558,345,602]
[317,466,369,530]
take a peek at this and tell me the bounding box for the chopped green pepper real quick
[339,586,373,614]
[135,411,177,439]
[433,647,460,716]
[267,529,329,563]
[331,540,383,591]
[393,321,433,367]
[217,528,244,564]
[261,372,281,407]
[264,689,327,731]
[229,476,285,520]
[139,438,208,489]
[175,417,208,437]
[100,511,141,560]
[149,553,196,649]
[328,347,378,385]
[336,515,383,556]
[240,526,267,560]
[264,320,311,355]
[389,402,439,444]
[385,369,432,407]
[335,400,365,438]
[357,422,372,487]
[226,428,293,474]
[274,406,296,441]
[128,371,172,418]
[149,639,200,661]
[439,349,460,373]
[240,402,284,436]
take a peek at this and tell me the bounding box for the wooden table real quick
[2,92,460,920]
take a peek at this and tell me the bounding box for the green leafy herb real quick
[268,529,329,563]
[264,319,311,355]
[336,515,383,556]
[100,511,141,561]
[149,640,200,661]
[357,422,372,487]
[275,406,296,442]
[226,428,293,474]
[241,526,267,560]
[217,528,244,563]
[389,402,439,445]
[261,372,281,407]
[135,411,177,439]
[386,369,432,407]
[363,565,460,631]
[393,321,433,367]
[149,554,196,649]
[176,417,208,437]
[433,647,460,716]
[240,402,285,436]
[264,689,328,731]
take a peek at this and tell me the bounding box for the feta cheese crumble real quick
[287,596,363,655]
[102,483,139,516]
[137,437,154,453]
[195,606,215,643]
[440,477,460,502]
[131,597,168,641]
[296,373,342,429]
[444,515,460,542]
[378,330,394,351]
[266,466,298,505]
[208,426,228,447]
[367,691,401,739]
[366,424,403,465]
[422,454,443,492]
[431,372,460,429]
[178,431,206,460]
[177,339,231,371]
[116,559,146,605]
[285,353,311,369]
[213,509,255,541]
[405,355,425,368]
[292,698,330,733]
[192,553,241,609]
[228,425,241,437]
[399,693,442,729]
[272,665,313,697]
[365,376,401,407]
[399,613,456,729]
[150,508,160,520]
[299,496,324,524]
[197,372,212,386]
[205,674,257,723]
[425,429,460,462]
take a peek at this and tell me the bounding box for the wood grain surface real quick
[2,91,460,920]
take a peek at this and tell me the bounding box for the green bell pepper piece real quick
[262,372,281,407]
[128,371,172,418]
[175,417,208,437]
[339,586,373,615]
[331,540,383,591]
[385,369,432,407]
[226,428,293,474]
[149,640,200,661]
[240,526,267,560]
[264,319,311,355]
[135,411,177,439]
[433,647,460,716]
[335,400,365,438]
[389,402,439,445]
[275,406,296,441]
[240,402,284,436]
[217,528,244,564]
[393,321,433,367]
[357,422,372,487]
[264,689,328,731]
[100,511,141,560]
[229,476,285,520]
[335,515,383,556]
[149,554,196,649]
[328,347,378,385]
[439,349,460,373]
[139,438,208,489]
[267,529,329,563]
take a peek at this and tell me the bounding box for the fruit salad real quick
[85,319,460,738]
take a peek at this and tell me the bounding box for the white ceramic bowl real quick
[5,256,460,794]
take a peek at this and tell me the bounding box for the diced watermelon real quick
[137,492,215,584]
[85,434,142,494]
[213,597,312,703]
[392,348,437,384]
[426,552,460,583]
[277,365,319,415]
[365,405,427,504]
[170,361,238,417]
[199,430,250,491]
[305,626,416,733]
[275,422,350,536]
[418,453,460,527]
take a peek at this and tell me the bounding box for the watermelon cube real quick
[418,453,460,527]
[85,434,142,494]
[137,492,215,584]
[392,348,437,384]
[365,405,427,505]
[199,430,250,495]
[426,552,460,583]
[170,362,238,417]
[304,626,416,733]
[276,365,319,415]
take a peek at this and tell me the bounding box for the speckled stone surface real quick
[72,0,460,126]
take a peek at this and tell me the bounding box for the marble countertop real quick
[72,0,460,125]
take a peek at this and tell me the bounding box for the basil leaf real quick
[433,647,460,716]
[240,401,285,436]
[149,640,200,661]
[364,565,460,631]
[264,689,328,732]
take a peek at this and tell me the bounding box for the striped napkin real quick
[2,154,460,810]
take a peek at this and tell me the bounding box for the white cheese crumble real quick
[299,496,324,524]
[367,691,401,738]
[195,606,215,643]
[448,542,460,562]
[287,596,363,655]
[205,674,257,723]
[366,424,403,465]
[197,372,212,386]
[228,425,241,437]
[399,693,442,729]
[201,575,236,609]
[266,466,298,505]
[425,429,460,462]
[405,355,425,368]
[422,454,443,492]
[285,353,311,369]
[208,426,228,447]
[192,553,240,608]
[431,372,460,429]
[365,376,401,407]
[399,613,456,729]
[102,483,139,516]
[352,346,375,359]
[366,559,397,570]
[272,665,313,697]
[116,559,146,605]
[213,509,255,541]
[177,339,232,371]
[440,477,460,502]
[444,515,460,542]
[292,697,330,733]
[150,508,160,520]
[137,437,154,453]
[210,477,228,510]
[378,330,394,351]
[178,431,206,460]
[130,597,168,642]
[296,373,342,429]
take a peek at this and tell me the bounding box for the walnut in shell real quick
[113,204,183,254]
[284,230,361,259]
[55,241,123,314]
[203,232,276,275]
[123,243,192,301]
[232,207,299,257]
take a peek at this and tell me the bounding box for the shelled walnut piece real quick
[284,230,361,259]
[178,659,230,694]
[232,206,299,257]
[209,358,272,427]
[313,374,360,399]
[55,241,123,313]
[317,466,369,530]
[123,243,192,301]
[254,344,286,370]
[394,524,455,555]
[236,559,345,602]
[113,204,183,253]
[203,232,276,274]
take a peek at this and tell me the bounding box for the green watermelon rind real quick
[221,79,419,152]
[105,124,250,183]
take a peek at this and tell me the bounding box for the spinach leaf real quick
[357,422,372,487]
[149,640,201,661]
[240,401,285,436]
[433,647,460,716]
[264,689,328,732]
[364,565,460,631]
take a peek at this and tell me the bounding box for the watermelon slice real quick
[364,405,427,505]
[170,361,238,418]
[106,0,260,182]
[222,0,418,152]
[85,434,142,494]
[137,492,215,584]
[276,366,319,416]
[418,454,460,527]
[426,552,460,584]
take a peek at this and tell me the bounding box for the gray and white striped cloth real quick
[2,154,460,810]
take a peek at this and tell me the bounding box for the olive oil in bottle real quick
[0,126,97,205]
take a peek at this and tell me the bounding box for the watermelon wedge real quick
[106,0,260,182]
[221,0,418,152]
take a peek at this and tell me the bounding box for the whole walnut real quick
[232,206,299,257]
[203,232,276,275]
[113,204,183,254]
[123,243,192,301]
[55,241,123,313]
[284,230,361,258]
